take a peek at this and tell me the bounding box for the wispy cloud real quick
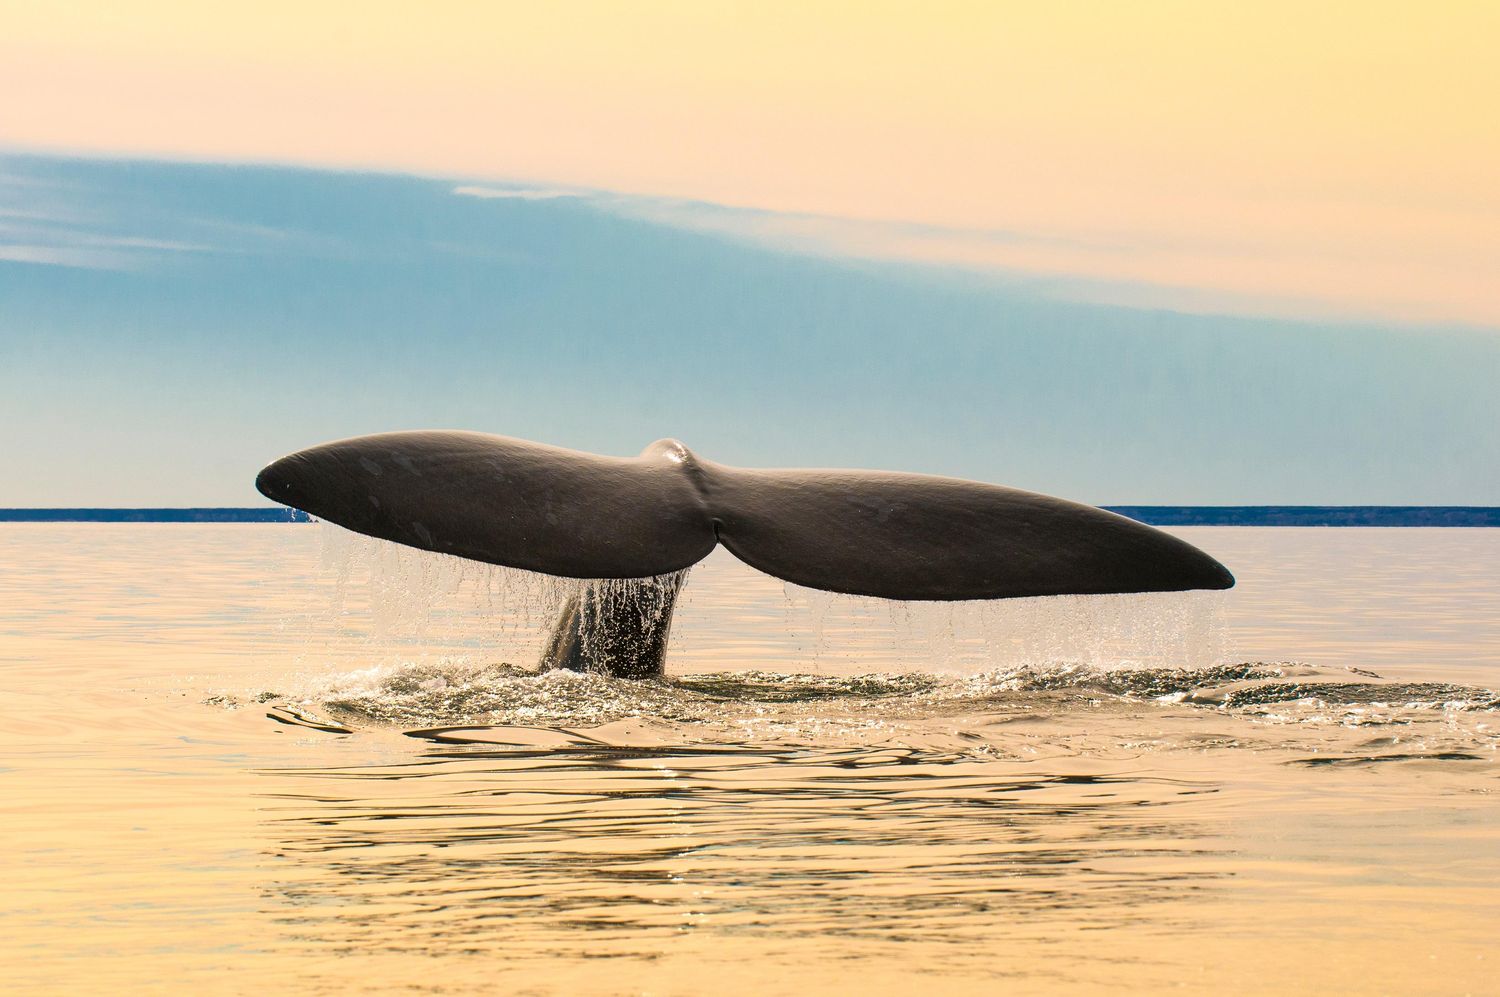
[452,184,580,201]
[597,197,1499,327]
[449,175,1498,325]
[0,216,211,270]
[0,167,280,270]
[0,243,134,269]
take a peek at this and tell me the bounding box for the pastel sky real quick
[1,4,1497,504]
[6,1,1498,324]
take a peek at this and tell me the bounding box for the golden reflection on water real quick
[1,526,1497,994]
[260,735,1226,990]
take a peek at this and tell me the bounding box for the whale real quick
[256,432,1233,678]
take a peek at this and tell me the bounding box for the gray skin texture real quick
[256,431,1234,677]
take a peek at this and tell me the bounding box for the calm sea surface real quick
[2,525,1497,994]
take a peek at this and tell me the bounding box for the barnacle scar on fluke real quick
[256,431,1235,679]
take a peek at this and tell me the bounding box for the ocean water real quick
[1,525,1496,994]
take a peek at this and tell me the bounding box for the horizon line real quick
[3,507,1497,527]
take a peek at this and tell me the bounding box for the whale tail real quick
[256,431,1233,676]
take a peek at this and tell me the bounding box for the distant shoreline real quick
[0,508,312,523]
[1103,506,1500,527]
[1,507,1497,526]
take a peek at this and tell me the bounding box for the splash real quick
[249,657,1499,758]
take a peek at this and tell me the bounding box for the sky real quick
[1,3,1497,505]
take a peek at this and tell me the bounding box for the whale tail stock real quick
[256,431,1233,677]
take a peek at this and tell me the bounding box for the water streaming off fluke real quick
[308,522,1230,677]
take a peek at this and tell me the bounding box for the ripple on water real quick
[231,593,1496,992]
[256,729,1233,967]
[245,668,1494,987]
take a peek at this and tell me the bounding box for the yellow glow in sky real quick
[3,1,1497,324]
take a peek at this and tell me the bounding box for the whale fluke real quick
[706,466,1233,600]
[256,432,716,579]
[256,431,1233,676]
